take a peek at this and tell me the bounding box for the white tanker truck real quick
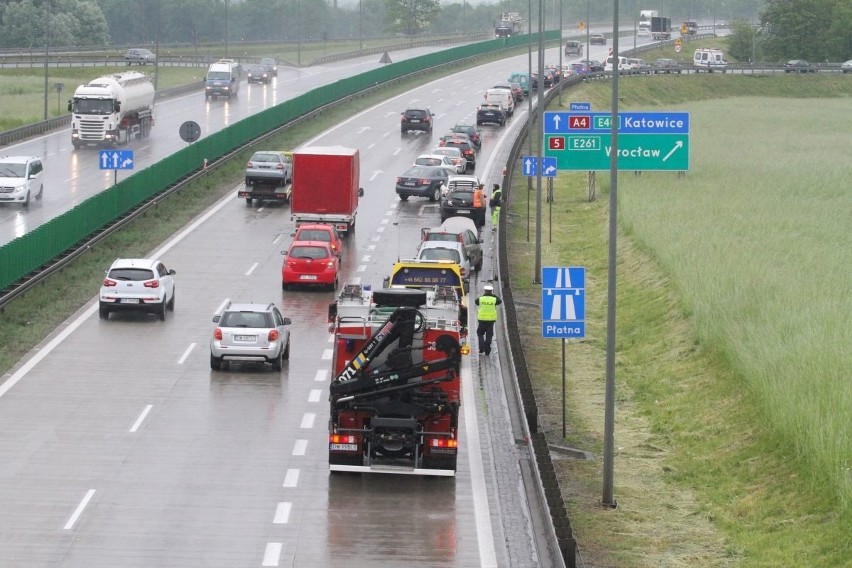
[68,71,155,149]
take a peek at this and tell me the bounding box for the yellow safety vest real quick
[477,295,498,321]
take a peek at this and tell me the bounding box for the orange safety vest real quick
[473,189,484,208]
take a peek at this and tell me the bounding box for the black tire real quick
[429,186,441,202]
[99,306,109,320]
[22,191,30,208]
[401,127,407,134]
[399,194,409,201]
[245,197,252,206]
[282,340,290,361]
[167,291,175,311]
[210,354,222,371]
[282,281,288,291]
[157,301,166,321]
[270,350,282,372]
[36,185,44,200]
[475,257,483,272]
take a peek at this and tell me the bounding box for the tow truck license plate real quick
[330,443,358,451]
[300,275,318,280]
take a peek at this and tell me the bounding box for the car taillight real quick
[326,260,335,267]
[459,267,466,276]
[423,116,430,122]
[268,329,279,341]
[420,179,430,184]
[276,163,284,170]
[396,177,403,184]
[213,328,223,340]
[429,437,458,449]
[102,278,117,287]
[400,115,405,122]
[143,280,160,288]
[246,161,254,168]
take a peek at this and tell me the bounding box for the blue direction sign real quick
[99,150,134,170]
[522,156,558,177]
[569,102,591,111]
[541,266,586,338]
[545,111,689,134]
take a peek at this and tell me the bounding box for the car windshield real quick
[415,158,444,167]
[108,268,155,281]
[425,233,458,242]
[207,71,231,81]
[432,148,460,156]
[220,311,272,328]
[289,245,330,259]
[419,248,461,263]
[0,163,26,177]
[406,110,428,118]
[448,190,474,200]
[251,153,281,163]
[406,166,441,177]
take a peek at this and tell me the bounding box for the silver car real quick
[245,151,292,187]
[210,302,291,371]
[123,48,155,65]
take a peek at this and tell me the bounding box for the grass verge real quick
[506,78,851,565]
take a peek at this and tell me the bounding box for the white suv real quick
[99,258,176,321]
[0,156,44,207]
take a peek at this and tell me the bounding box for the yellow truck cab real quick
[384,259,468,322]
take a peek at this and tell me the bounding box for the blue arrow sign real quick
[545,111,690,134]
[541,266,586,338]
[522,156,558,177]
[99,150,134,170]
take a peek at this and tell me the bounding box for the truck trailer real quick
[651,16,672,40]
[290,146,363,236]
[68,71,154,149]
[327,285,467,476]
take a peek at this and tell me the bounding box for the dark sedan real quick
[590,34,606,45]
[784,60,818,73]
[395,165,450,202]
[450,123,482,148]
[653,58,683,74]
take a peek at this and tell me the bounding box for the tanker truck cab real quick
[67,71,155,148]
[205,60,241,100]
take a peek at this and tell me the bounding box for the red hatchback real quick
[292,223,343,256]
[282,241,340,291]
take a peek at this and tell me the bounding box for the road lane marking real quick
[361,255,371,262]
[300,413,315,428]
[308,389,322,402]
[376,226,385,233]
[371,235,381,242]
[177,343,196,364]
[214,298,230,316]
[272,234,283,245]
[129,405,153,433]
[356,264,367,272]
[63,489,95,530]
[245,262,258,276]
[282,469,300,487]
[314,369,328,382]
[293,439,308,455]
[273,502,292,524]
[262,542,282,566]
[321,349,333,360]
[367,244,376,251]
[393,147,401,156]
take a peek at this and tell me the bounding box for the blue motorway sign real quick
[541,266,585,338]
[569,102,591,111]
[99,150,134,170]
[544,111,689,134]
[522,156,558,177]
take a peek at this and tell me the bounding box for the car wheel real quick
[401,128,407,134]
[157,301,166,321]
[245,197,252,206]
[99,306,109,320]
[167,291,175,311]
[399,194,409,201]
[36,185,44,200]
[210,354,222,371]
[282,281,289,291]
[271,351,283,372]
[22,191,30,208]
[330,278,339,292]
[475,257,483,272]
[429,186,441,202]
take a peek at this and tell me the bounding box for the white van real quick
[484,88,514,116]
[205,59,242,100]
[693,48,728,73]
[604,55,628,73]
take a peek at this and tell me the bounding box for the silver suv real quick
[210,302,292,371]
[0,155,44,207]
[124,48,155,65]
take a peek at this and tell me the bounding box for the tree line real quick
[1,0,848,63]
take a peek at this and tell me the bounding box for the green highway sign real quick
[545,133,689,171]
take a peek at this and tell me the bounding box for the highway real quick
[0,35,630,567]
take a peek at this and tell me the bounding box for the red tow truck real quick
[327,285,468,476]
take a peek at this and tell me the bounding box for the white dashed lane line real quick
[282,469,299,488]
[63,489,96,530]
[129,405,153,433]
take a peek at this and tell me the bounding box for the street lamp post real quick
[359,0,363,50]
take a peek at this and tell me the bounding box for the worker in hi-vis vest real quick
[475,284,502,355]
[489,184,502,231]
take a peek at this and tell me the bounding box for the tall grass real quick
[617,97,852,509]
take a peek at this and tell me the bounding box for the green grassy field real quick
[507,76,852,565]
